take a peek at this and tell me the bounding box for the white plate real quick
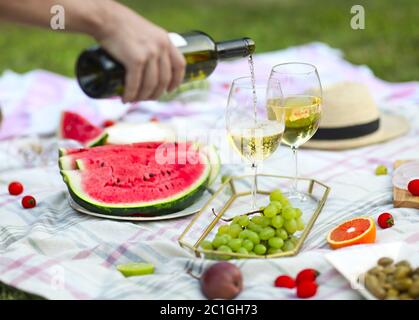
[392,161,419,190]
[325,242,419,300]
[67,189,214,221]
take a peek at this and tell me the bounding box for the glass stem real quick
[291,146,299,195]
[251,162,257,209]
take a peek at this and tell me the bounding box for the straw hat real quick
[303,82,409,150]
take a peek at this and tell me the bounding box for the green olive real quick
[386,288,399,299]
[365,274,386,299]
[394,278,413,291]
[408,280,419,298]
[378,257,393,267]
[394,266,412,280]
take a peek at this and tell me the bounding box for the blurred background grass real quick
[0,0,418,299]
[0,0,418,81]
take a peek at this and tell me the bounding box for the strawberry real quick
[296,268,320,285]
[22,195,36,209]
[377,212,394,229]
[407,179,419,196]
[102,120,115,128]
[296,281,318,298]
[8,181,24,196]
[274,275,296,288]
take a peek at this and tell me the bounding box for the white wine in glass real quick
[269,63,322,202]
[226,77,284,209]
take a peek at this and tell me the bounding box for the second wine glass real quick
[269,62,322,202]
[226,76,284,209]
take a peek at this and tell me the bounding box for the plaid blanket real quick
[0,43,418,299]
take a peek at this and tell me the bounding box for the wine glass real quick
[226,76,284,209]
[269,63,322,202]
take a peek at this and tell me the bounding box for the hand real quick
[94,2,186,102]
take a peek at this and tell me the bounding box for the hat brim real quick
[303,113,409,150]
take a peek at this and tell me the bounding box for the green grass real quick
[0,0,417,299]
[0,0,418,81]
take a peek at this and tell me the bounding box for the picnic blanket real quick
[0,42,419,300]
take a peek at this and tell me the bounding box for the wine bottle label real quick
[168,33,188,48]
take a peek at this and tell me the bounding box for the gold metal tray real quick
[178,174,330,259]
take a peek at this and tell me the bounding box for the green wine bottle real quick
[76,31,255,99]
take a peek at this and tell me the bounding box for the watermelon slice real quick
[59,111,108,147]
[60,142,211,216]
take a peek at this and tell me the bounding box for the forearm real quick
[0,0,117,39]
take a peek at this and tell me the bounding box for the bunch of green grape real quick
[200,189,305,259]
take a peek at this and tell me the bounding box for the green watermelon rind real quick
[60,155,211,216]
[205,144,221,186]
[86,131,108,147]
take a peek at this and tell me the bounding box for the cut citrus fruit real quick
[116,262,154,277]
[327,217,376,249]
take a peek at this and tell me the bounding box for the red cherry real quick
[296,281,318,298]
[22,195,36,209]
[407,179,419,196]
[102,120,115,128]
[274,275,296,288]
[377,212,394,229]
[296,269,320,285]
[8,181,24,196]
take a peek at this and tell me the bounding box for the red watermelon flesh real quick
[59,141,167,170]
[60,142,210,215]
[60,111,107,147]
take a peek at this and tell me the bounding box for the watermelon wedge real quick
[59,111,108,147]
[60,142,211,216]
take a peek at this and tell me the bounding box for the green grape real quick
[279,197,290,207]
[232,215,241,224]
[217,224,230,235]
[271,215,284,229]
[260,216,271,227]
[237,215,250,227]
[263,204,277,218]
[200,240,213,250]
[268,237,284,249]
[271,201,282,213]
[284,219,298,234]
[269,189,284,202]
[289,235,299,245]
[251,216,264,225]
[282,240,295,252]
[239,229,251,239]
[295,208,303,218]
[276,228,288,240]
[217,245,233,260]
[237,247,249,255]
[254,244,267,255]
[228,238,243,252]
[212,235,225,248]
[228,223,242,238]
[247,221,263,233]
[221,175,231,183]
[375,164,388,176]
[282,206,296,220]
[296,217,305,231]
[259,227,275,240]
[242,239,254,251]
[267,248,283,255]
[218,245,232,252]
[246,230,260,245]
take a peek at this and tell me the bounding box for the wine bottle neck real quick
[216,37,255,60]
